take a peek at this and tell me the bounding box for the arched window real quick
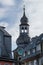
[25,30,27,33]
[0,47,1,56]
[25,27,27,29]
[22,27,24,29]
[21,27,24,33]
[25,27,27,33]
[21,30,24,33]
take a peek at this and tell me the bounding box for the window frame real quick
[36,44,41,51]
[28,50,30,55]
[32,48,36,53]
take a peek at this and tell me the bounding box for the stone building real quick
[0,26,15,65]
[13,7,43,65]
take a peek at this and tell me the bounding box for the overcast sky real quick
[0,0,43,50]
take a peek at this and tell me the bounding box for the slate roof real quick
[20,7,28,25]
[24,33,43,52]
[21,33,43,61]
[16,33,30,45]
[0,26,11,37]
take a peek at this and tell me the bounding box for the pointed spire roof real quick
[20,5,28,24]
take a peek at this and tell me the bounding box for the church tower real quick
[16,6,30,47]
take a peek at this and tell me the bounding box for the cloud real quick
[22,0,43,37]
[0,0,15,19]
[0,21,9,27]
[0,0,43,50]
[0,7,8,19]
[8,23,19,50]
[1,0,15,6]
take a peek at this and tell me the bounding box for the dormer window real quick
[41,37,43,40]
[32,48,35,53]
[23,53,25,56]
[36,44,41,51]
[28,51,30,55]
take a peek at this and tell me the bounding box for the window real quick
[41,37,43,40]
[4,63,10,65]
[34,60,37,65]
[21,30,24,33]
[31,42,33,44]
[29,61,31,65]
[25,27,27,29]
[12,63,15,65]
[28,51,30,55]
[22,27,24,29]
[32,48,35,53]
[0,36,1,42]
[25,27,27,33]
[25,30,27,33]
[18,56,21,60]
[36,44,41,51]
[23,53,25,56]
[0,47,1,56]
[0,63,1,65]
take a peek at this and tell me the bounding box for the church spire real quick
[16,6,30,46]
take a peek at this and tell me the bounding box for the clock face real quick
[18,48,23,55]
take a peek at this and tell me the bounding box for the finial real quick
[23,5,25,12]
[23,5,25,16]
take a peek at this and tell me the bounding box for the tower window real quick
[22,27,24,29]
[25,27,27,33]
[22,30,24,33]
[25,30,27,33]
[21,27,24,33]
[25,27,27,29]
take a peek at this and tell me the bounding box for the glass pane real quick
[28,51,30,55]
[0,47,1,56]
[0,36,1,41]
[36,44,41,51]
[34,60,37,65]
